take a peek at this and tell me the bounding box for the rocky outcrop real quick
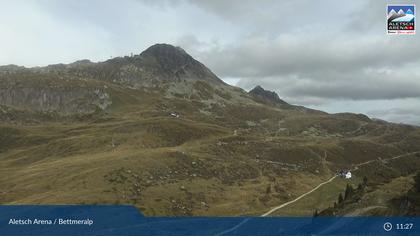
[0,76,111,114]
[249,85,289,106]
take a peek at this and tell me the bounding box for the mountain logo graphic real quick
[387,4,415,35]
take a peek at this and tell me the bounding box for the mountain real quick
[138,43,223,83]
[388,9,397,17]
[1,44,420,217]
[406,8,414,15]
[0,44,230,114]
[249,85,289,106]
[388,9,408,22]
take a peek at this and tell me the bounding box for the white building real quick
[345,171,352,179]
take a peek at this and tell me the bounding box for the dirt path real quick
[261,175,337,216]
[261,151,420,217]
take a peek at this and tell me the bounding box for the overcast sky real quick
[1,0,419,125]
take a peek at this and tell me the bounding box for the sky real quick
[1,0,419,125]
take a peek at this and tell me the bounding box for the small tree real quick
[344,184,354,200]
[363,176,368,186]
[338,193,344,204]
[414,171,420,193]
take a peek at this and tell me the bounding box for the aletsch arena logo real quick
[387,4,416,34]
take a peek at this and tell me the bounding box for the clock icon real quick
[384,222,393,232]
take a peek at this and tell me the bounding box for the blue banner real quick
[0,205,419,235]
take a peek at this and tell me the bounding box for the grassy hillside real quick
[1,82,419,216]
[1,44,419,216]
[318,153,420,216]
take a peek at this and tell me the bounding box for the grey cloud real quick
[178,16,420,103]
[185,0,360,34]
[193,34,420,77]
[370,107,420,117]
[185,35,420,101]
[235,73,420,100]
[173,0,420,105]
[346,0,420,33]
[368,107,420,126]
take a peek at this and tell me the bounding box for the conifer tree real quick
[338,193,344,204]
[344,184,354,200]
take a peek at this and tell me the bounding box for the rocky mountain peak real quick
[139,43,198,72]
[138,43,223,83]
[249,85,289,105]
[141,44,190,60]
